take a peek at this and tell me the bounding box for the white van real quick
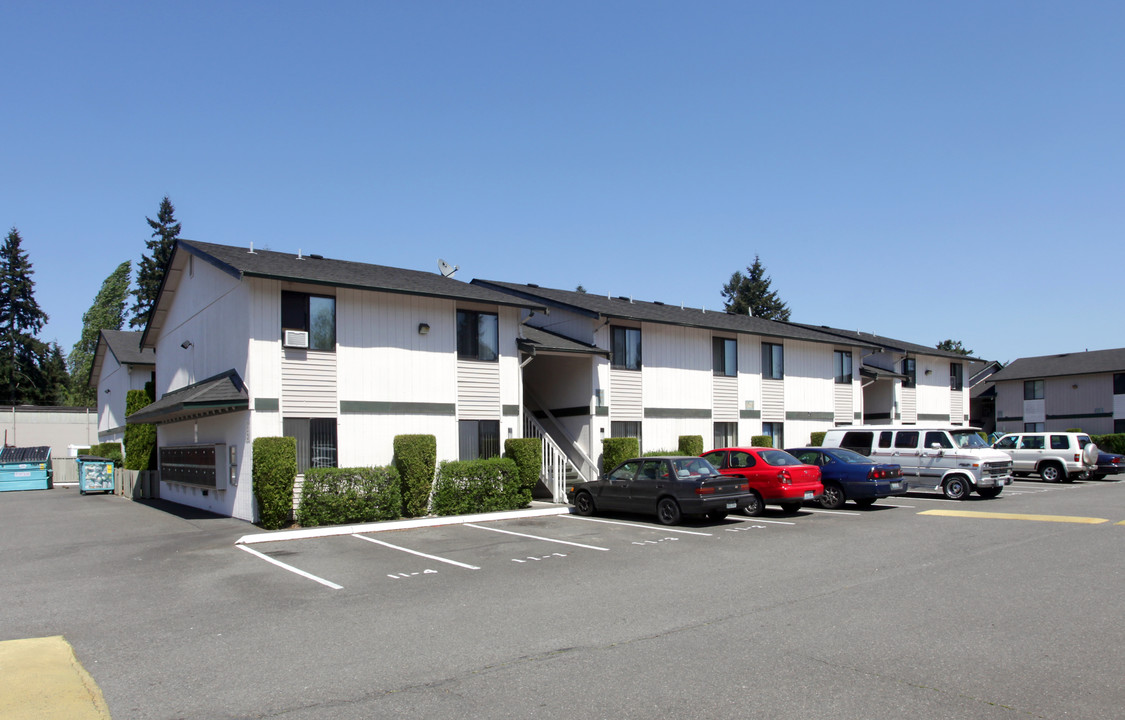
[822,425,1013,500]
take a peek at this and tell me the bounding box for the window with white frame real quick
[713,337,737,377]
[834,350,852,385]
[1024,379,1044,400]
[762,342,784,380]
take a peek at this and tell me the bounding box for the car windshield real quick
[759,450,804,467]
[670,458,718,477]
[951,431,988,449]
[826,448,873,464]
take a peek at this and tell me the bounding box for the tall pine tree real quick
[130,196,182,328]
[68,261,131,406]
[720,255,791,320]
[0,228,50,405]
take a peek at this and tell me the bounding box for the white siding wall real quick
[914,356,950,422]
[281,350,337,417]
[713,376,738,421]
[642,323,711,411]
[157,413,254,521]
[738,335,762,441]
[901,386,917,423]
[458,360,502,418]
[610,370,643,420]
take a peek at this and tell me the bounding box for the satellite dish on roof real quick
[438,258,459,278]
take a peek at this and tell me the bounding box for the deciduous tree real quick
[68,261,131,406]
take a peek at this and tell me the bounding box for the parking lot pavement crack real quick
[795,652,1048,718]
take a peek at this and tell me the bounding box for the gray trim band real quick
[340,401,456,416]
[255,397,279,412]
[644,407,712,419]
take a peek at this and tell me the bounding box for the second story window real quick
[1114,373,1124,395]
[282,291,336,351]
[950,362,964,391]
[1024,379,1044,400]
[834,350,853,385]
[902,358,916,388]
[611,326,642,370]
[713,337,737,377]
[762,342,784,380]
[457,310,498,361]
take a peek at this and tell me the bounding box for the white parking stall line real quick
[803,508,862,516]
[562,515,714,536]
[733,517,796,525]
[237,544,343,590]
[352,534,481,570]
[464,523,611,550]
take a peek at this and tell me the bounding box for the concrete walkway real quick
[0,636,111,720]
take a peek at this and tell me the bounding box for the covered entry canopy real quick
[517,325,609,358]
[127,369,249,425]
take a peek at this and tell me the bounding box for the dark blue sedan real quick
[785,447,907,509]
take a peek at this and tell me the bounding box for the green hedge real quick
[643,449,675,456]
[1092,434,1125,455]
[89,442,124,465]
[809,431,826,447]
[393,434,437,517]
[124,385,157,470]
[430,457,523,516]
[296,466,402,527]
[751,435,773,448]
[677,435,704,456]
[504,438,541,506]
[253,437,297,530]
[602,437,639,474]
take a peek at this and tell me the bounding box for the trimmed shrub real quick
[90,442,124,465]
[643,449,676,456]
[393,434,437,517]
[253,437,297,530]
[1092,434,1125,455]
[1065,428,1084,434]
[601,437,639,474]
[430,457,522,516]
[124,385,157,471]
[297,466,402,527]
[677,435,704,456]
[809,431,826,447]
[751,435,773,448]
[503,438,541,507]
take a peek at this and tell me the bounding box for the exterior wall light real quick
[181,340,193,349]
[418,323,430,335]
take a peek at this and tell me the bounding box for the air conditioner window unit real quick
[284,330,309,348]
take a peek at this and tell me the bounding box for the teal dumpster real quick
[77,455,115,495]
[0,446,52,492]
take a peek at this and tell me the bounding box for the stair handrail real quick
[524,412,582,501]
[524,387,599,476]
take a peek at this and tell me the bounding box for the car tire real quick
[853,498,876,508]
[943,475,970,500]
[706,510,728,521]
[742,492,764,517]
[779,502,802,514]
[1039,463,1063,483]
[574,491,596,516]
[976,487,1003,499]
[819,482,846,509]
[656,497,682,525]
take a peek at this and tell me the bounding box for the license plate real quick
[726,501,737,510]
[891,482,902,490]
[803,492,814,500]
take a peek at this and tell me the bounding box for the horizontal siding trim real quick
[786,411,834,421]
[340,401,456,416]
[255,397,279,411]
[595,406,609,417]
[645,407,712,419]
[740,409,761,419]
[502,405,520,417]
[1046,412,1113,419]
[919,413,952,421]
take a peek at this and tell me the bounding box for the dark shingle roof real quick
[182,240,543,309]
[88,330,155,388]
[519,325,609,357]
[127,369,249,425]
[788,324,983,361]
[472,280,873,348]
[988,347,1125,382]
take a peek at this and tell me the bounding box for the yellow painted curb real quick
[919,509,1109,524]
[0,636,110,720]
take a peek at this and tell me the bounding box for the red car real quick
[701,447,823,515]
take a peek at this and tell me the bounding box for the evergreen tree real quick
[720,255,791,320]
[41,342,70,405]
[936,339,974,356]
[0,228,50,405]
[130,196,182,328]
[68,261,131,406]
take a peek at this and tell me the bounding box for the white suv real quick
[991,432,1098,482]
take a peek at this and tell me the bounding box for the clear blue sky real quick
[2,1,1121,364]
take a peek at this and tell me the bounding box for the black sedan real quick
[1092,450,1124,480]
[567,456,753,525]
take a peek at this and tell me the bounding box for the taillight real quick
[777,470,791,484]
[739,482,750,491]
[1073,454,1080,462]
[696,486,715,495]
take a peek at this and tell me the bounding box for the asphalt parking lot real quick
[3,477,1123,719]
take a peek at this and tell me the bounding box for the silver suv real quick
[992,432,1099,482]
